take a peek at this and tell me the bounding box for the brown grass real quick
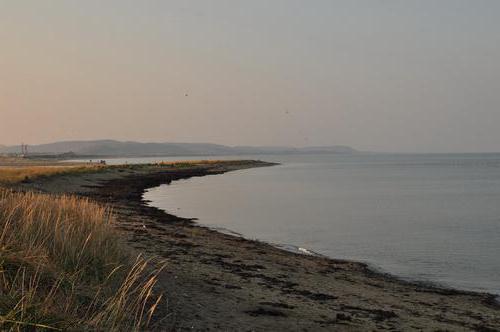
[0,190,164,331]
[155,159,247,168]
[0,165,104,184]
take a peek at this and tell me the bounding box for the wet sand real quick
[18,161,500,331]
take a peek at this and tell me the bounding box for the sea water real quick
[140,153,500,295]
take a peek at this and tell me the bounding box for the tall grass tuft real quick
[0,189,163,331]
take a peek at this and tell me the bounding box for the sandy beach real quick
[17,161,500,331]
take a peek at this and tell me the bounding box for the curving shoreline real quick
[20,161,500,331]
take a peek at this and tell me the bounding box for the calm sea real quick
[92,154,500,295]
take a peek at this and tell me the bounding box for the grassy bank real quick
[0,165,105,185]
[0,189,163,331]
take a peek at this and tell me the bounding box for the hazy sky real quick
[1,1,500,152]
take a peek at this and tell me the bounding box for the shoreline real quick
[143,166,499,299]
[19,161,500,331]
[159,203,497,299]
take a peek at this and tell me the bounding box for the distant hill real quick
[0,140,357,157]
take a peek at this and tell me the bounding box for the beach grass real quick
[0,189,163,331]
[0,165,105,184]
[155,159,252,168]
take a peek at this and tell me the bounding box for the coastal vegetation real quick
[0,165,104,185]
[0,159,259,185]
[155,159,236,167]
[0,187,163,331]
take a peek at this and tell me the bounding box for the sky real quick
[1,0,500,152]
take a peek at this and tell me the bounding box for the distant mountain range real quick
[0,140,357,157]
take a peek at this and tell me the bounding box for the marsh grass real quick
[0,165,105,184]
[0,190,163,331]
[155,159,250,168]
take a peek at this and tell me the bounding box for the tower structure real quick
[21,143,28,156]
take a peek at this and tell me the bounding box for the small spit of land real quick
[3,157,500,331]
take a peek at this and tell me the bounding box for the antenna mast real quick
[21,143,28,157]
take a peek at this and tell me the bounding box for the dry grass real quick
[0,165,104,184]
[0,190,164,331]
[155,159,245,168]
[156,160,223,166]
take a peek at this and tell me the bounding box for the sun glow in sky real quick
[1,0,500,152]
